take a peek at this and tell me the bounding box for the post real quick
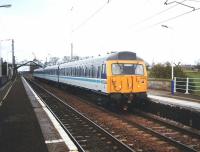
[171,63,174,95]
[171,80,174,95]
[185,77,189,94]
[174,77,176,93]
[171,64,174,80]
[11,39,15,78]
[0,58,2,77]
[70,42,73,60]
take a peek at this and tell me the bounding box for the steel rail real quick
[29,77,200,152]
[123,112,200,152]
[27,79,85,152]
[27,79,135,152]
[111,112,199,152]
[133,109,200,139]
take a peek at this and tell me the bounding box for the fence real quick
[0,76,8,87]
[173,77,200,95]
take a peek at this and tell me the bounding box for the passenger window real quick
[91,65,95,78]
[97,66,101,78]
[101,64,107,79]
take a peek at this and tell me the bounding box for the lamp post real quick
[70,6,74,60]
[161,25,176,95]
[171,62,174,80]
[0,4,11,8]
[161,25,175,79]
[0,39,16,78]
[0,5,12,80]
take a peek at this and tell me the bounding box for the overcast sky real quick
[0,0,200,65]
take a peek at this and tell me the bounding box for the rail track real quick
[27,79,135,152]
[74,82,200,152]
[66,83,200,152]
[28,78,200,152]
[76,94,200,152]
[122,111,200,152]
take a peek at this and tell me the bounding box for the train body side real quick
[58,57,107,94]
[33,51,148,103]
[33,65,59,82]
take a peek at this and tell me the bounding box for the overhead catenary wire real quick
[73,0,110,32]
[164,0,195,10]
[129,0,187,29]
[144,7,200,30]
[72,0,199,34]
[130,0,200,31]
[166,0,200,3]
[187,0,200,2]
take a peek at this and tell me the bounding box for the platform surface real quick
[148,89,200,112]
[0,77,48,152]
[22,77,78,152]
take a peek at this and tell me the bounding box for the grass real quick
[184,70,200,96]
[184,70,200,78]
[147,69,200,96]
[148,78,171,81]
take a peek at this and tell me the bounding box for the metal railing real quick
[174,77,200,94]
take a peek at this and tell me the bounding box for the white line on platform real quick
[148,94,200,111]
[0,77,17,106]
[0,81,11,91]
[22,77,78,152]
[45,139,64,144]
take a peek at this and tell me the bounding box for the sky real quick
[0,0,200,65]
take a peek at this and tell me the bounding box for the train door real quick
[101,64,106,79]
[97,66,101,79]
[132,64,147,93]
[101,64,107,92]
[57,66,60,83]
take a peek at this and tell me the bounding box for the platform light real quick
[0,4,12,8]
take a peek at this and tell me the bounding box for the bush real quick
[149,62,186,79]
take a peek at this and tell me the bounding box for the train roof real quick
[59,51,141,68]
[59,56,105,68]
[34,51,143,70]
[34,68,44,71]
[34,65,58,71]
[106,51,137,60]
[44,65,59,70]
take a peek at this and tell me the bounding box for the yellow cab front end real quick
[106,60,148,103]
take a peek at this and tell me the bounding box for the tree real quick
[195,59,200,72]
[72,55,80,61]
[33,59,43,66]
[145,62,150,71]
[149,62,186,79]
[48,57,59,65]
[62,56,70,63]
[18,59,28,64]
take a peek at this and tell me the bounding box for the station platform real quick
[148,89,200,112]
[0,76,77,152]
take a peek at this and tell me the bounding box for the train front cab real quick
[106,60,148,104]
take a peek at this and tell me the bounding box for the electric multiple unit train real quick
[33,51,148,106]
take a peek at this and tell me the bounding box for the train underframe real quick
[33,77,148,110]
[109,92,148,109]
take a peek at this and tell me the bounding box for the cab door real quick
[132,76,147,93]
